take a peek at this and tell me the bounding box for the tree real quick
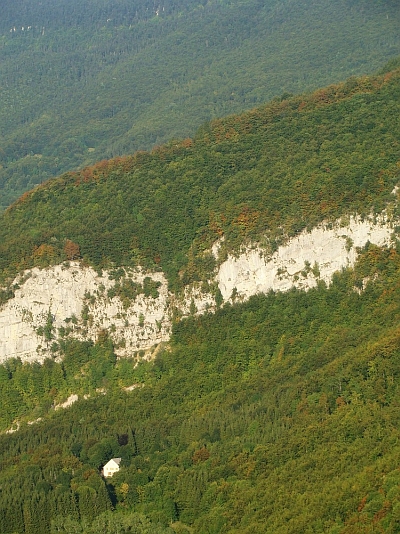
[64,240,81,260]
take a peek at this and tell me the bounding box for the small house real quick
[103,457,121,477]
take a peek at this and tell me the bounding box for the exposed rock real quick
[0,265,170,363]
[28,418,43,425]
[0,214,395,363]
[123,384,144,391]
[54,394,79,410]
[217,215,393,300]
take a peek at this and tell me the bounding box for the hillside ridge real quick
[1,61,400,534]
[0,64,399,365]
[1,65,399,293]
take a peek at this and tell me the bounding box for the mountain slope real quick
[2,245,400,533]
[1,0,399,208]
[1,64,400,533]
[1,64,399,288]
[0,64,399,366]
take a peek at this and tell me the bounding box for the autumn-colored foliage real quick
[192,447,210,464]
[64,239,81,260]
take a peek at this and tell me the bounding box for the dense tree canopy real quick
[2,243,400,532]
[1,0,399,208]
[0,64,399,291]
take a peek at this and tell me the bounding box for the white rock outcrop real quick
[0,214,395,363]
[55,394,79,410]
[217,215,393,300]
[0,265,170,363]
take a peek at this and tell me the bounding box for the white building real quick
[103,457,121,477]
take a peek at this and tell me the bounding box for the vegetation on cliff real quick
[1,243,400,532]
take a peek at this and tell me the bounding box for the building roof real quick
[104,457,121,467]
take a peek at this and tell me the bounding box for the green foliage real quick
[0,65,399,291]
[2,246,400,531]
[107,275,161,309]
[0,0,399,209]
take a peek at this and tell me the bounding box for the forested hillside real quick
[2,243,400,533]
[1,0,399,208]
[1,62,399,293]
[0,59,400,532]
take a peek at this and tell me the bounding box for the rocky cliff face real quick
[217,215,393,300]
[0,266,170,363]
[0,215,394,363]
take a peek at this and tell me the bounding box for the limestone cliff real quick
[0,214,394,363]
[0,266,170,363]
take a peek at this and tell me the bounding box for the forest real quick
[1,242,400,532]
[0,58,399,531]
[0,61,399,294]
[0,0,399,208]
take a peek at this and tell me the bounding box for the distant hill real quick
[1,0,399,209]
